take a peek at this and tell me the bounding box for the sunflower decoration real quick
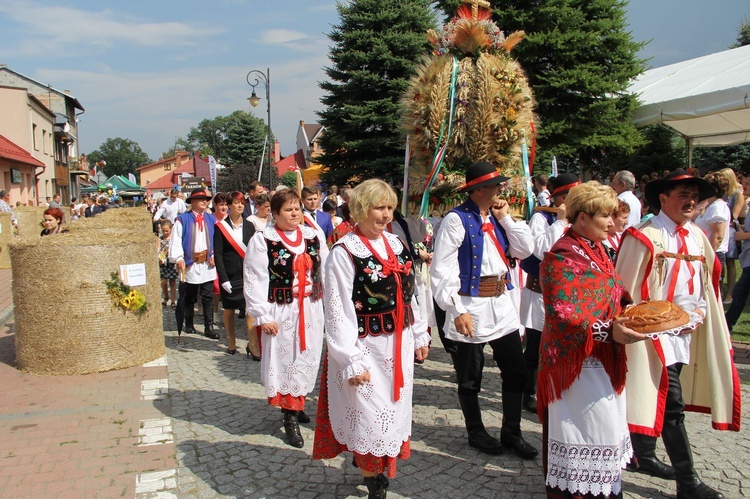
[402,0,535,213]
[105,272,149,315]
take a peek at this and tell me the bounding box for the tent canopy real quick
[629,44,750,148]
[81,175,147,196]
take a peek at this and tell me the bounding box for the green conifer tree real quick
[317,0,436,186]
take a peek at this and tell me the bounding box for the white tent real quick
[629,44,750,156]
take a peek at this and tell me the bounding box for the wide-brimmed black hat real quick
[549,173,580,198]
[457,162,510,192]
[645,168,715,211]
[187,188,212,202]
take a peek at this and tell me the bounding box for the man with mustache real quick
[615,169,741,499]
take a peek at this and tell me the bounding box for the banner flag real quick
[208,155,218,195]
[551,156,558,177]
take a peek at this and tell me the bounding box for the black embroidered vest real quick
[266,234,323,304]
[343,237,415,338]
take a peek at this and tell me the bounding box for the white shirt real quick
[695,198,731,254]
[431,211,533,343]
[0,199,16,226]
[519,211,559,330]
[221,218,246,252]
[541,219,569,257]
[153,198,186,223]
[246,214,269,232]
[617,190,642,229]
[651,212,707,366]
[168,212,217,284]
[537,189,550,207]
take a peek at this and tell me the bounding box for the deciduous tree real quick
[86,137,151,179]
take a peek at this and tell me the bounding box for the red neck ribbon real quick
[481,222,510,268]
[666,226,696,301]
[276,226,310,351]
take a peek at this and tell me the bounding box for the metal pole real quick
[266,68,272,189]
[246,69,272,189]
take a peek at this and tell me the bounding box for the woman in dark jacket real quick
[214,191,260,358]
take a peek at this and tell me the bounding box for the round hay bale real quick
[0,212,12,269]
[13,206,44,242]
[10,230,164,375]
[68,208,153,234]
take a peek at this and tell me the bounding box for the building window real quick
[164,164,171,171]
[42,130,48,154]
[33,124,38,150]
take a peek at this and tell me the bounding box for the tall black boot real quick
[523,369,538,413]
[627,432,675,479]
[203,306,219,339]
[363,473,389,499]
[184,307,196,334]
[458,393,503,455]
[500,391,539,459]
[662,424,724,499]
[282,409,304,448]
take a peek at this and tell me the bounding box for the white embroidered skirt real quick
[546,357,632,497]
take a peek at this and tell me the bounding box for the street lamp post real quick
[246,68,272,190]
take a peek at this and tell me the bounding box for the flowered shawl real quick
[537,232,632,422]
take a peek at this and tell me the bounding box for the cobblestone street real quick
[164,311,750,498]
[0,286,748,498]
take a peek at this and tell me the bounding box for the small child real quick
[159,220,178,307]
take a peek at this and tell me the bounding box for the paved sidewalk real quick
[0,321,175,498]
[0,268,12,328]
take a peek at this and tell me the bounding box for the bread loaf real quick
[619,300,690,334]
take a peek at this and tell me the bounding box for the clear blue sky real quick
[0,0,747,161]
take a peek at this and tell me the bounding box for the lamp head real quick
[248,91,260,107]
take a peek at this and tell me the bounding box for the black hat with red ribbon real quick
[549,173,580,198]
[457,162,510,192]
[645,168,715,211]
[187,188,212,202]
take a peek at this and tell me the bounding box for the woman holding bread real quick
[538,181,646,499]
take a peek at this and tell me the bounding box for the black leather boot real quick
[363,473,389,499]
[627,432,675,479]
[523,369,538,413]
[282,408,311,424]
[184,307,196,334]
[458,394,503,455]
[500,391,539,459]
[297,410,311,424]
[282,409,304,448]
[203,307,219,339]
[662,423,724,499]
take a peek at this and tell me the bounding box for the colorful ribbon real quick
[419,56,459,219]
[521,130,534,221]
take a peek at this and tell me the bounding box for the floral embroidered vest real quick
[266,232,323,304]
[342,233,415,337]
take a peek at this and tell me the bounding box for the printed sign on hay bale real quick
[10,230,164,375]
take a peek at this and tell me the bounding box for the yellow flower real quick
[121,297,132,308]
[131,292,146,309]
[128,290,137,299]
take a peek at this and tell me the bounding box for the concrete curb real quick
[0,304,13,330]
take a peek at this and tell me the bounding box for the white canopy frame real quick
[629,44,750,166]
